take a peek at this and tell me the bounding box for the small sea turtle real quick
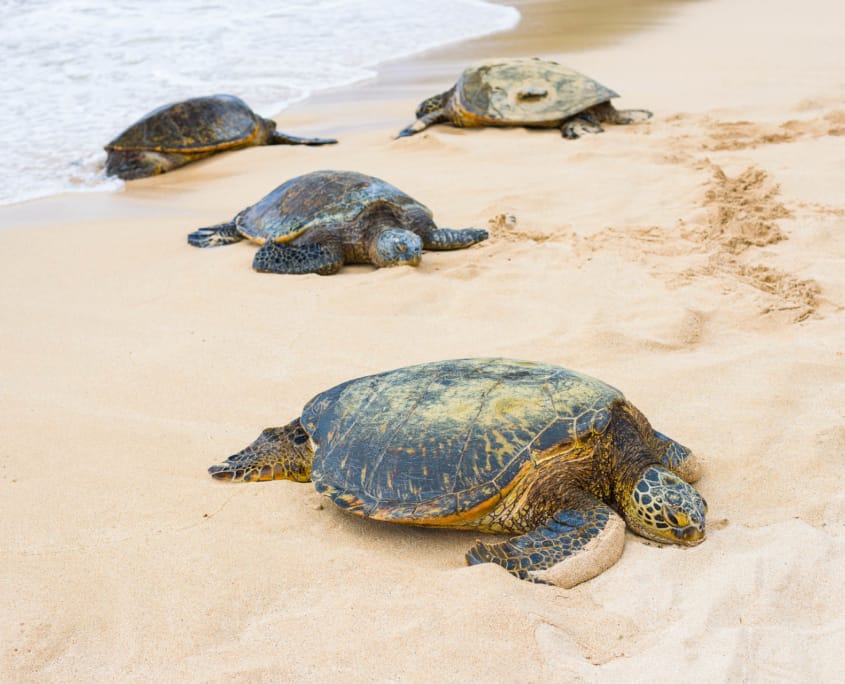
[208,358,707,587]
[187,170,488,275]
[398,58,652,139]
[105,94,336,180]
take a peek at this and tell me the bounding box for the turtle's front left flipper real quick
[466,496,626,588]
[253,240,344,275]
[423,227,489,250]
[652,430,702,483]
[270,131,338,146]
[187,221,244,248]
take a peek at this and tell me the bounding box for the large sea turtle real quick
[187,170,488,275]
[105,94,336,180]
[208,358,707,587]
[398,58,652,139]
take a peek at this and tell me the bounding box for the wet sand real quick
[2,0,844,680]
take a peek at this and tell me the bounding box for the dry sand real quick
[2,0,844,680]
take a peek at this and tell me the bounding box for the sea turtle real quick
[397,57,652,139]
[105,94,337,180]
[208,358,707,587]
[187,170,488,275]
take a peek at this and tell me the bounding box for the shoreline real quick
[0,0,696,217]
[279,0,699,133]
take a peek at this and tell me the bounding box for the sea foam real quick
[0,0,519,206]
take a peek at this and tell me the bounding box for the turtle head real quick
[105,149,178,180]
[415,89,451,118]
[370,228,422,267]
[623,466,707,546]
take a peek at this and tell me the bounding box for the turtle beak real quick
[664,506,706,545]
[663,506,707,546]
[674,525,706,545]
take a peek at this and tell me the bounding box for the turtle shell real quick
[105,94,266,154]
[452,58,618,126]
[234,169,432,243]
[302,358,624,525]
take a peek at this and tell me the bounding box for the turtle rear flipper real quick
[253,240,344,275]
[606,108,653,125]
[423,227,489,250]
[187,221,244,248]
[208,419,313,483]
[466,496,625,589]
[269,131,338,146]
[560,112,605,139]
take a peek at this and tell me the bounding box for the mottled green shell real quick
[105,95,265,153]
[453,58,618,125]
[303,358,624,522]
[234,169,432,243]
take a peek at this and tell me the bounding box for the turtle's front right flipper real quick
[396,110,447,139]
[466,496,626,588]
[253,240,344,275]
[208,419,314,483]
[188,221,244,248]
[270,131,338,146]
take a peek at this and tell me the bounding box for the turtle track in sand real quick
[580,142,824,324]
[661,106,845,153]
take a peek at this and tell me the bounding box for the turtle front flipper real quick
[465,496,626,588]
[652,430,703,483]
[269,131,338,146]
[422,227,489,250]
[253,240,344,275]
[208,419,313,483]
[396,110,448,139]
[187,221,244,248]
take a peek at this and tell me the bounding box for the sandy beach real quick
[2,0,844,680]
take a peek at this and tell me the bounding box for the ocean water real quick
[0,0,519,207]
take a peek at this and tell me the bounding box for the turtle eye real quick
[662,507,690,528]
[663,508,680,527]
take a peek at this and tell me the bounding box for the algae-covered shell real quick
[303,358,622,523]
[105,94,271,153]
[233,170,431,244]
[451,58,618,126]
